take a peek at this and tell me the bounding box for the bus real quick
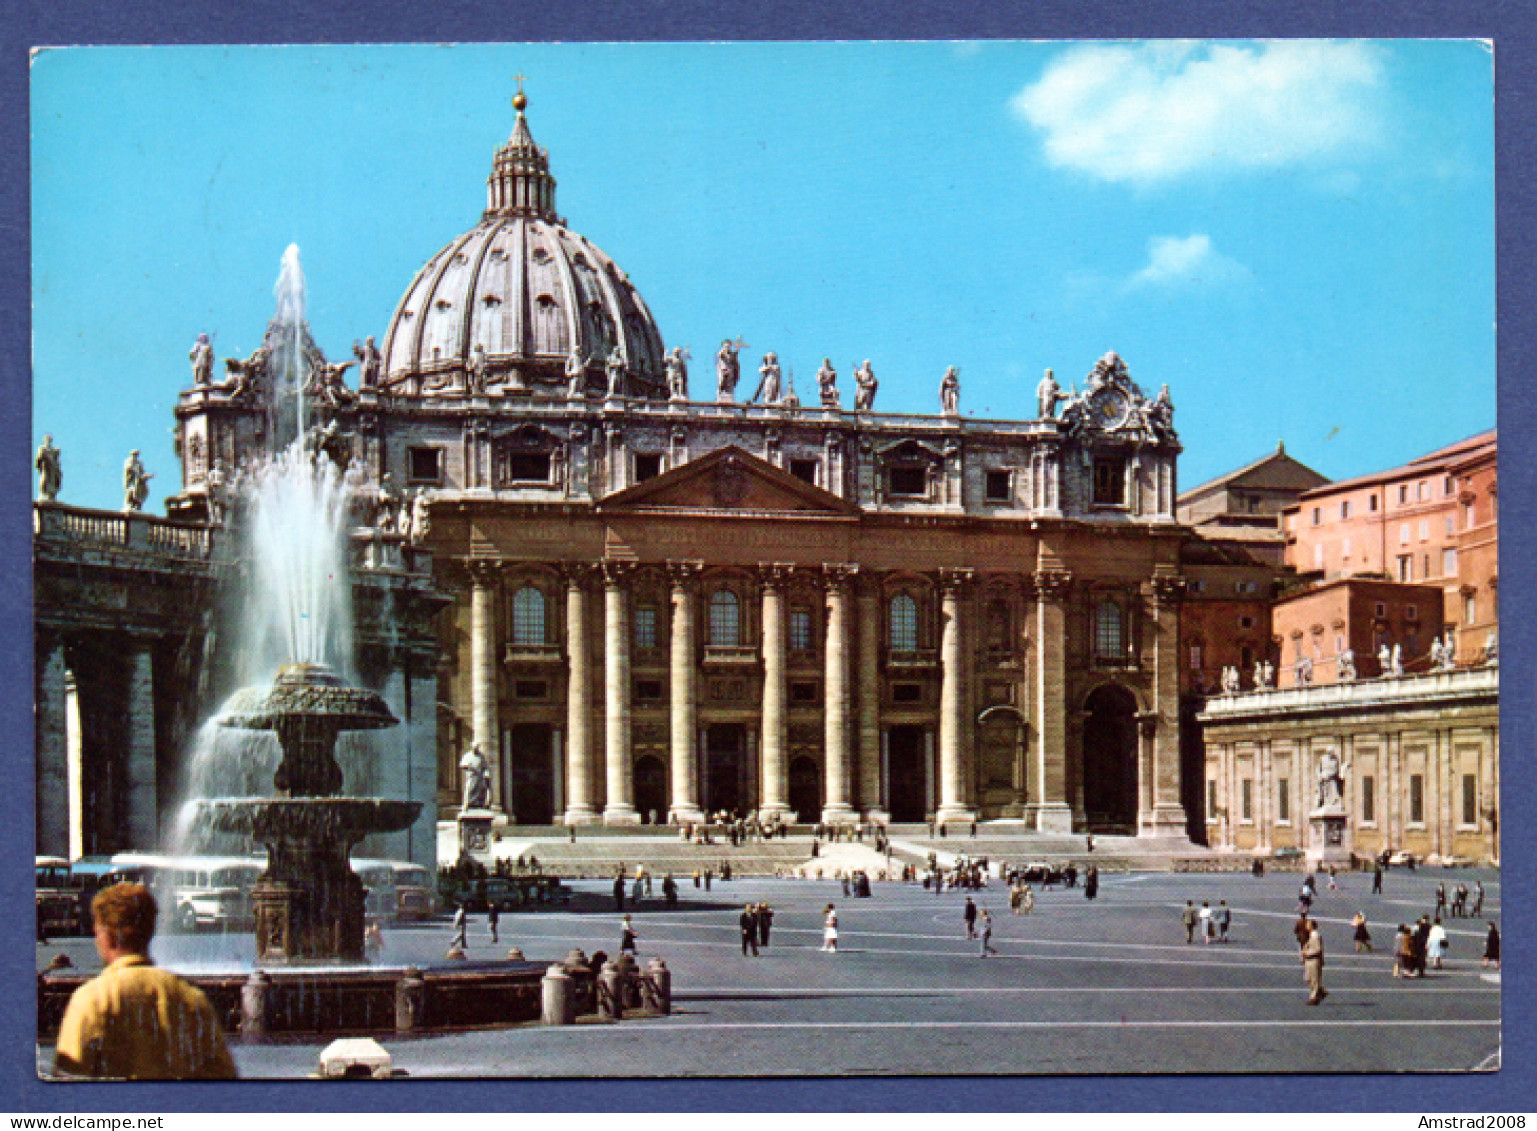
[106,853,266,933]
[353,858,438,922]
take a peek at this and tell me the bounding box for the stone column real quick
[821,565,857,824]
[857,578,886,822]
[563,568,600,825]
[667,562,704,824]
[467,560,504,810]
[757,564,791,820]
[36,632,70,857]
[1030,569,1074,832]
[935,569,975,825]
[125,635,158,849]
[1139,574,1188,836]
[601,562,639,824]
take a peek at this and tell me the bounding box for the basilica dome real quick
[380,95,666,400]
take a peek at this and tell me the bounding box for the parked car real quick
[451,877,527,913]
[1017,861,1065,885]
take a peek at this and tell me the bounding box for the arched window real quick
[986,599,1012,654]
[890,594,919,653]
[1094,600,1124,662]
[708,589,741,648]
[511,586,546,646]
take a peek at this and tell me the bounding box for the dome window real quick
[536,294,558,309]
[435,299,453,310]
[455,252,469,264]
[532,247,551,264]
[483,294,502,307]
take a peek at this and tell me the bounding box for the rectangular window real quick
[892,683,923,704]
[790,680,818,704]
[789,608,813,652]
[1375,602,1387,618]
[1399,484,1409,505]
[1189,644,1203,671]
[1312,507,1322,526]
[634,605,658,650]
[888,466,927,496]
[1465,593,1476,624]
[985,470,1012,503]
[1239,644,1254,671]
[1444,475,1455,495]
[1442,548,1457,576]
[1340,500,1351,520]
[1369,494,1378,512]
[1239,615,1255,629]
[1399,523,1410,545]
[1278,778,1290,823]
[633,679,664,702]
[1362,776,1375,823]
[1314,544,1324,569]
[1207,779,1217,815]
[1093,458,1127,506]
[1462,774,1477,826]
[790,458,819,485]
[1418,481,1428,501]
[1241,779,1253,822]
[506,452,551,482]
[1409,774,1424,824]
[408,446,443,483]
[1342,536,1352,558]
[513,679,548,700]
[1397,555,1412,582]
[1419,519,1430,541]
[1464,502,1475,529]
[1405,604,1418,622]
[1445,516,1455,536]
[634,453,662,482]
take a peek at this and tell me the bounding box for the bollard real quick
[505,947,526,962]
[241,969,271,1038]
[616,953,643,1010]
[644,957,672,1016]
[541,964,575,1026]
[395,966,426,1033]
[597,960,624,1020]
[563,948,589,970]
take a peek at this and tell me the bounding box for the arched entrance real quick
[705,723,749,816]
[887,725,928,823]
[788,756,820,822]
[633,755,668,824]
[508,723,555,824]
[977,706,1026,812]
[1081,684,1139,832]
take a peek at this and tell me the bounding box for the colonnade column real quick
[468,560,504,811]
[1030,568,1074,832]
[935,569,975,826]
[821,565,857,824]
[758,564,791,820]
[602,562,639,824]
[125,634,158,849]
[36,632,70,857]
[562,567,600,825]
[857,579,886,822]
[1140,574,1188,836]
[668,561,704,824]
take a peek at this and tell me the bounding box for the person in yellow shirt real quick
[53,882,236,1080]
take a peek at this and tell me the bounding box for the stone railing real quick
[1200,664,1499,719]
[34,502,213,560]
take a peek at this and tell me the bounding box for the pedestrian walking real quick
[487,902,500,944]
[1084,866,1099,901]
[1472,881,1485,917]
[1453,882,1469,918]
[1293,912,1313,950]
[620,914,638,955]
[758,903,774,948]
[964,896,978,939]
[1327,866,1340,892]
[1199,901,1214,944]
[704,868,713,891]
[979,910,997,958]
[1482,922,1500,969]
[739,904,759,956]
[1009,883,1022,915]
[1428,917,1448,969]
[1301,920,1328,1005]
[1351,911,1373,952]
[1413,916,1432,976]
[822,904,839,952]
[1393,924,1415,978]
[450,903,468,952]
[1182,900,1198,944]
[1216,900,1231,943]
[663,873,678,909]
[1372,864,1383,894]
[613,874,626,912]
[1021,885,1035,915]
[1435,882,1447,917]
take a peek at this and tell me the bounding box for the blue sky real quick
[31,40,1494,510]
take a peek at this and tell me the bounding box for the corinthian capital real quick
[1034,568,1074,603]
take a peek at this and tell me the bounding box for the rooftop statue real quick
[190,333,215,386]
[467,343,489,396]
[353,336,382,390]
[123,450,152,513]
[853,359,877,411]
[939,366,961,415]
[409,490,432,545]
[817,358,839,408]
[1036,369,1065,420]
[308,357,356,407]
[665,347,690,402]
[35,435,61,502]
[716,340,741,403]
[1337,648,1357,682]
[222,345,269,402]
[565,346,588,398]
[752,352,782,405]
[606,346,626,398]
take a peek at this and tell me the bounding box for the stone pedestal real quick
[1029,802,1075,834]
[458,809,496,855]
[1307,806,1352,870]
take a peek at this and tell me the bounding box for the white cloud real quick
[1128,234,1245,288]
[1013,40,1386,186]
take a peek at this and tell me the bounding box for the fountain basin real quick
[195,797,420,841]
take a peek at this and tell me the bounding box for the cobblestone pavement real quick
[37,869,1500,1078]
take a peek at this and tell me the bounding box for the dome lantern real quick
[486,85,558,221]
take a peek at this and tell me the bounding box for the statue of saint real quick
[190,333,214,386]
[939,366,961,415]
[1377,643,1392,676]
[565,347,587,398]
[375,473,399,534]
[1316,750,1345,810]
[466,343,489,396]
[715,340,741,402]
[817,359,839,408]
[605,346,626,398]
[665,347,689,401]
[353,336,382,390]
[459,744,490,810]
[1263,661,1275,688]
[1294,654,1314,684]
[122,450,152,512]
[1149,384,1175,436]
[1337,649,1356,682]
[1390,644,1404,677]
[206,458,228,525]
[410,490,431,544]
[1036,369,1065,419]
[752,353,782,405]
[35,435,61,502]
[853,359,878,411]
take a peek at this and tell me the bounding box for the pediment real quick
[597,447,859,516]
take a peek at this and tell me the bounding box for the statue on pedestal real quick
[190,333,215,386]
[716,340,741,402]
[939,366,961,415]
[752,353,782,405]
[353,336,382,390]
[1037,369,1065,419]
[606,346,626,398]
[35,435,61,502]
[1337,649,1356,682]
[665,347,689,401]
[123,450,152,512]
[565,347,588,398]
[374,473,399,534]
[1316,750,1345,810]
[460,744,490,810]
[308,358,356,408]
[853,360,878,411]
[817,359,839,407]
[466,344,489,396]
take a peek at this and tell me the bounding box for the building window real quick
[506,451,552,482]
[1342,536,1352,558]
[1314,544,1324,569]
[1241,779,1253,822]
[634,453,662,482]
[1465,592,1477,624]
[1239,615,1255,629]
[1418,481,1428,501]
[708,590,741,647]
[1362,775,1375,823]
[1277,779,1290,823]
[1442,548,1457,576]
[790,680,819,704]
[1409,774,1424,824]
[1445,516,1455,536]
[1444,475,1455,495]
[1375,602,1387,618]
[1399,523,1410,545]
[1405,604,1418,622]
[888,466,927,497]
[1189,644,1204,671]
[1397,555,1412,582]
[1207,779,1216,816]
[634,604,658,650]
[1311,507,1322,526]
[408,446,443,483]
[1419,519,1429,541]
[1093,458,1126,506]
[986,601,1012,654]
[1094,600,1125,662]
[1369,494,1378,512]
[789,459,818,485]
[634,679,664,702]
[889,594,919,652]
[1239,644,1254,671]
[1462,774,1477,826]
[789,607,813,652]
[1340,500,1351,520]
[985,470,1011,503]
[513,679,548,700]
[1399,484,1409,505]
[892,682,923,703]
[1464,502,1475,529]
[511,586,546,645]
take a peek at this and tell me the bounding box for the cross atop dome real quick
[512,73,527,114]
